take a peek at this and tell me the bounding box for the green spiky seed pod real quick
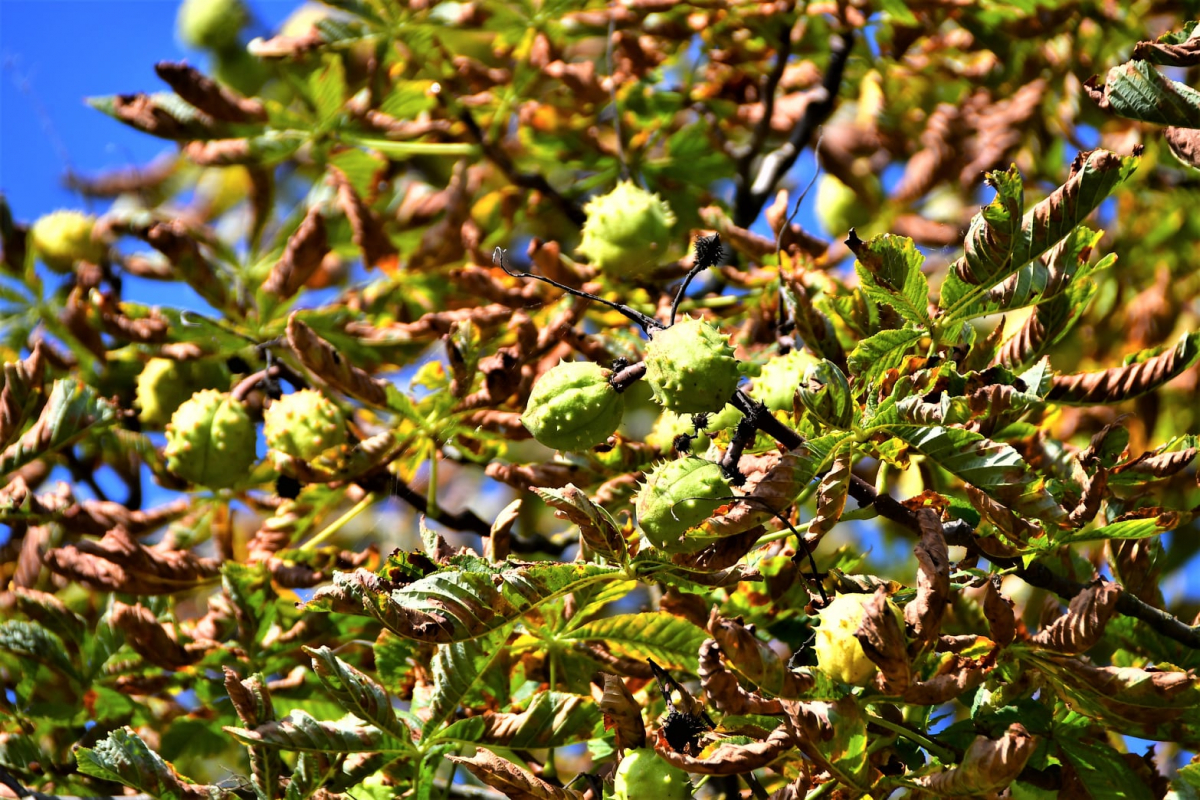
[136,358,231,427]
[521,361,624,451]
[577,181,676,278]
[750,349,817,413]
[614,748,692,800]
[177,0,248,51]
[30,210,105,273]
[813,593,903,686]
[644,318,742,415]
[797,359,854,429]
[636,457,731,551]
[264,390,347,461]
[164,390,257,488]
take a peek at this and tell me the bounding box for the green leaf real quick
[342,135,477,158]
[0,379,116,475]
[534,485,627,562]
[878,0,918,24]
[225,709,402,753]
[307,559,623,643]
[309,54,347,125]
[563,612,708,674]
[305,646,413,746]
[1088,59,1200,127]
[433,691,603,748]
[77,728,227,800]
[0,620,78,680]
[847,326,926,385]
[1057,737,1156,800]
[868,398,1035,503]
[424,625,513,737]
[1056,512,1185,545]
[939,151,1137,323]
[852,234,932,326]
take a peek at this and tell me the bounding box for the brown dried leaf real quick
[1165,126,1200,170]
[536,485,626,561]
[183,139,254,166]
[656,724,793,775]
[600,673,646,751]
[1047,333,1200,405]
[145,220,229,310]
[1133,27,1200,66]
[913,723,1035,795]
[1029,580,1122,654]
[983,578,1016,646]
[901,655,990,705]
[1113,446,1197,478]
[894,103,963,202]
[286,314,389,406]
[153,62,266,123]
[448,750,583,800]
[265,206,329,299]
[905,509,951,646]
[1110,538,1165,608]
[699,639,787,715]
[1,344,45,450]
[108,92,218,140]
[671,528,761,572]
[485,461,597,492]
[1068,466,1108,527]
[43,527,221,595]
[855,587,910,694]
[959,80,1047,184]
[111,601,196,670]
[707,611,811,699]
[807,449,850,545]
[965,485,1044,546]
[330,167,398,272]
[701,450,805,538]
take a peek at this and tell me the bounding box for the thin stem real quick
[865,712,955,762]
[300,492,375,551]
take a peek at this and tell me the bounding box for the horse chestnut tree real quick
[2,3,1200,800]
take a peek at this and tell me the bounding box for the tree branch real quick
[733,30,854,228]
[734,19,794,193]
[458,109,587,227]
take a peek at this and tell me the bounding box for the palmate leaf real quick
[424,625,513,737]
[1057,737,1156,800]
[306,559,623,643]
[305,646,413,746]
[851,233,932,327]
[563,612,708,674]
[0,379,116,475]
[77,728,228,800]
[433,691,603,748]
[939,150,1138,323]
[847,326,926,386]
[867,397,1035,505]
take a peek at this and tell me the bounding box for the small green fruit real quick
[644,318,742,415]
[30,210,105,273]
[177,0,248,51]
[813,593,903,686]
[750,349,817,414]
[636,457,731,551]
[136,358,231,427]
[264,389,347,461]
[614,748,692,800]
[164,390,257,488]
[521,361,624,451]
[577,180,676,278]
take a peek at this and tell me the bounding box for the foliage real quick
[3,1,1200,799]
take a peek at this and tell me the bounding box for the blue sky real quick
[0,0,296,221]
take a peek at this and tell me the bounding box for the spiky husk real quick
[636,457,731,551]
[614,748,692,800]
[136,358,231,427]
[164,390,257,488]
[521,361,624,451]
[264,390,347,461]
[30,210,105,273]
[577,181,676,278]
[750,348,817,414]
[644,318,742,415]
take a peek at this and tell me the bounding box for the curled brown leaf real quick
[1030,580,1122,654]
[983,578,1016,647]
[699,640,787,715]
[855,587,910,694]
[111,601,197,670]
[904,509,951,646]
[265,206,329,299]
[448,750,583,800]
[914,723,1035,795]
[1,344,45,450]
[707,610,812,699]
[655,724,793,775]
[286,314,389,407]
[153,62,266,123]
[330,168,398,272]
[600,673,646,751]
[1047,334,1200,405]
[43,526,221,595]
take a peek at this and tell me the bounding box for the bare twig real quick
[734,30,854,228]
